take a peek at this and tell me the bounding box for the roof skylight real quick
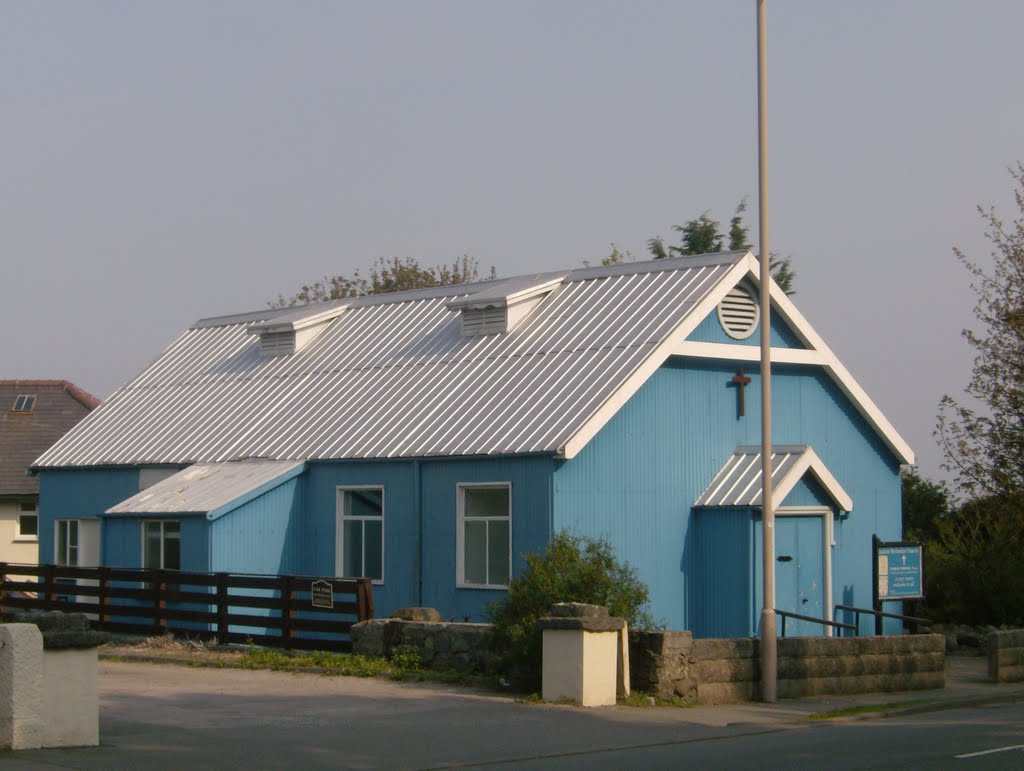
[11,394,36,412]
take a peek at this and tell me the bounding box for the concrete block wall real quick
[631,632,946,703]
[987,629,1024,683]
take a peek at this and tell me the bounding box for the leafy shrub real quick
[486,530,655,690]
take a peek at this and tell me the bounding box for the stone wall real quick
[351,618,494,673]
[987,629,1024,683]
[630,631,946,703]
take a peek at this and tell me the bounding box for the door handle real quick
[777,555,793,562]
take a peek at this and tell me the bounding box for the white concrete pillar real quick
[42,647,99,747]
[0,624,46,750]
[539,603,625,707]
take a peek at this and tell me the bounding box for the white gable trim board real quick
[694,445,853,512]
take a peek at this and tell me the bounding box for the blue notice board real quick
[876,543,924,600]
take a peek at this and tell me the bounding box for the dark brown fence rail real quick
[0,563,373,652]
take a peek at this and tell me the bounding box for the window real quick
[11,394,36,412]
[16,501,38,541]
[458,483,511,588]
[56,520,79,566]
[337,488,384,582]
[143,521,180,570]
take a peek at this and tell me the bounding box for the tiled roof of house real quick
[0,381,99,494]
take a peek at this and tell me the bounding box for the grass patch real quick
[619,691,695,708]
[104,633,502,688]
[808,700,925,720]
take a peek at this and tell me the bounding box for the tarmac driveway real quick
[5,661,793,770]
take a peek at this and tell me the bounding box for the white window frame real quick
[15,500,38,542]
[336,486,385,584]
[55,519,80,566]
[457,482,512,590]
[142,520,181,570]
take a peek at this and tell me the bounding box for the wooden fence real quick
[0,563,373,652]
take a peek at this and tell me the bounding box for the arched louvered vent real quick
[260,330,297,356]
[461,305,508,337]
[717,284,760,340]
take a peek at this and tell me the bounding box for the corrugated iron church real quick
[33,252,913,636]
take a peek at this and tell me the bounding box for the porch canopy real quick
[694,445,852,512]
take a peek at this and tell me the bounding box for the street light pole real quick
[756,0,777,704]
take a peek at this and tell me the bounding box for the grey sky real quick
[3,1,1022,487]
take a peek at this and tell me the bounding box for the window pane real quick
[464,487,509,518]
[343,520,363,577]
[19,514,38,537]
[345,489,383,518]
[68,520,78,547]
[163,530,181,570]
[57,522,68,565]
[464,520,487,584]
[144,524,162,569]
[68,545,78,566]
[487,521,510,586]
[364,520,383,581]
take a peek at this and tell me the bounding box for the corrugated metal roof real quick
[35,253,748,468]
[106,459,305,516]
[694,445,853,511]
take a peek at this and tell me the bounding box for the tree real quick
[270,255,496,308]
[486,531,654,690]
[900,467,952,543]
[937,163,1024,502]
[926,163,1024,626]
[647,199,795,293]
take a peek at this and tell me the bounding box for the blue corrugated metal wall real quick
[36,468,140,564]
[209,478,303,574]
[301,456,552,621]
[692,507,754,637]
[419,456,553,622]
[686,306,806,348]
[103,515,209,571]
[553,358,902,634]
[301,461,417,618]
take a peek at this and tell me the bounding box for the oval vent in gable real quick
[717,284,760,340]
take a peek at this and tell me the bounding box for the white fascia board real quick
[742,261,915,465]
[559,253,754,459]
[562,250,914,465]
[774,447,853,513]
[674,341,825,366]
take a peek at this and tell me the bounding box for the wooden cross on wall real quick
[730,368,752,417]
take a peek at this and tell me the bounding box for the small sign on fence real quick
[311,579,334,609]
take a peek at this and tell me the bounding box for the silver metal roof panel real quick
[36,254,748,468]
[105,459,305,517]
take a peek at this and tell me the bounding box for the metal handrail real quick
[774,608,858,637]
[833,604,932,635]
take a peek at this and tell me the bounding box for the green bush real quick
[486,530,655,690]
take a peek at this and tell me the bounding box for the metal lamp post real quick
[756,0,777,704]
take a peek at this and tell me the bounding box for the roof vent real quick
[461,305,508,337]
[447,274,566,338]
[717,284,760,340]
[247,303,348,356]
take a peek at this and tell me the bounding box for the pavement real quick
[2,653,1023,769]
